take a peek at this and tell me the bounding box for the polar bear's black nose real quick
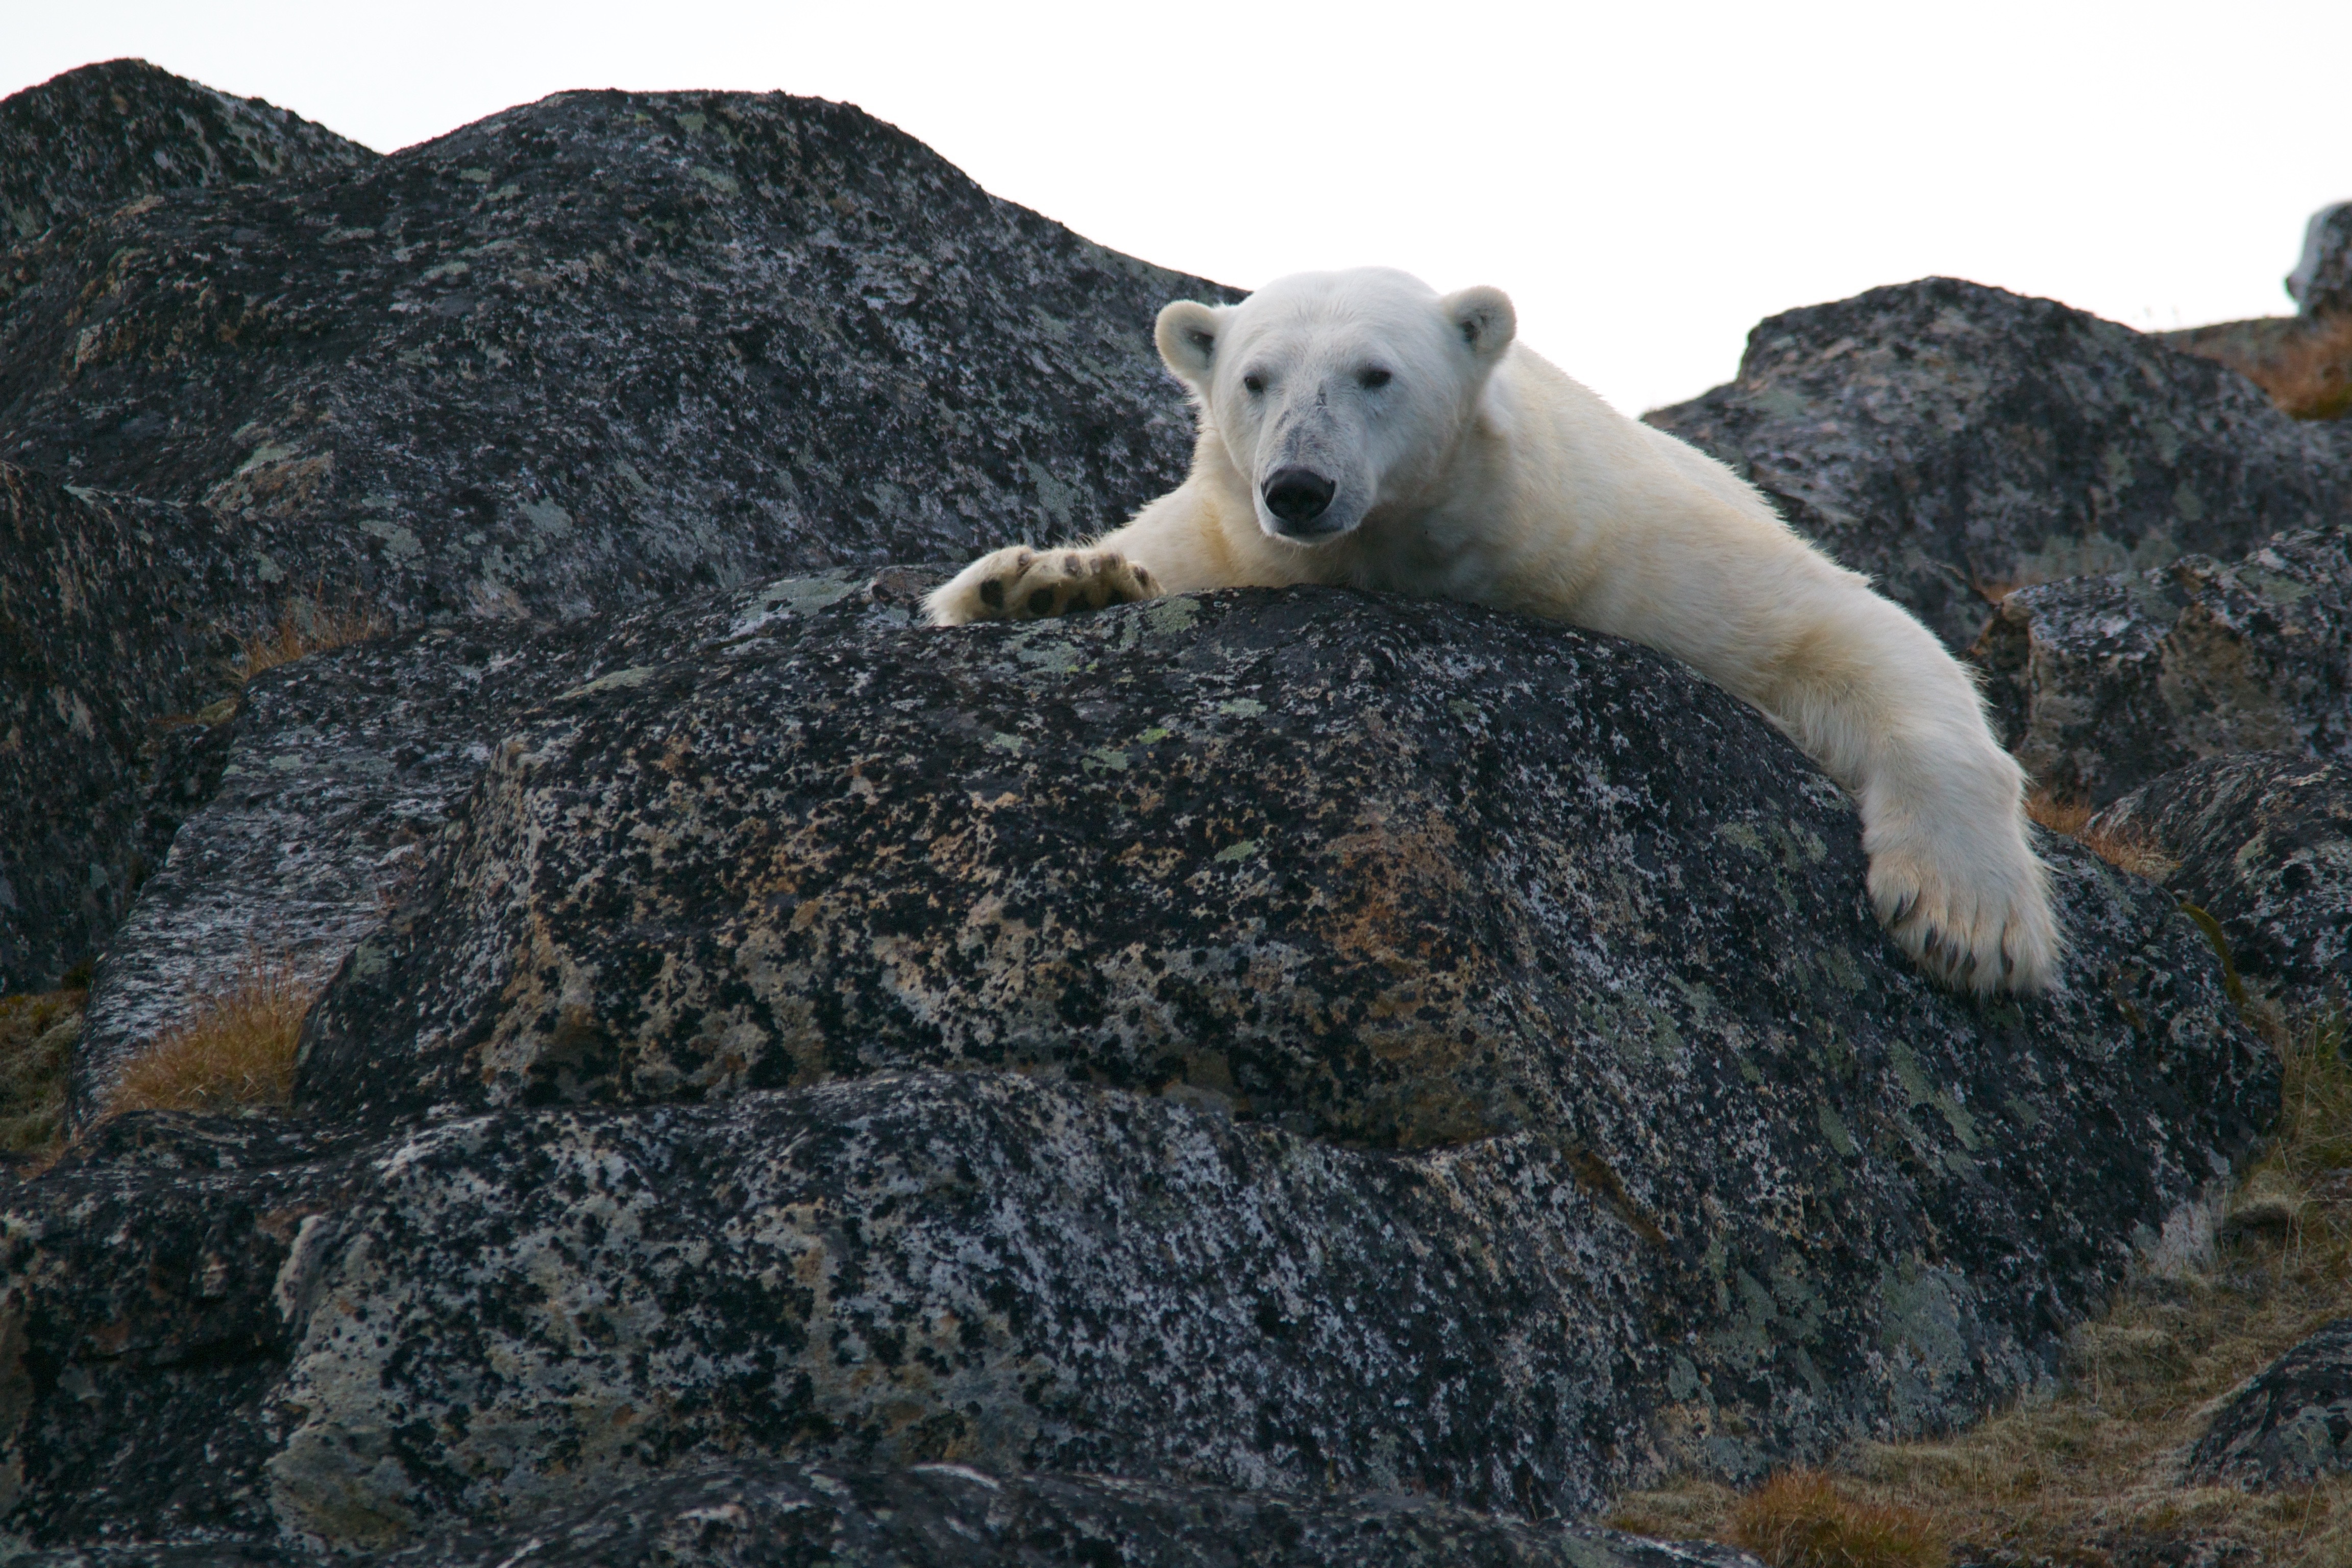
[1262,468,1336,528]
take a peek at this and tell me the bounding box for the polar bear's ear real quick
[1441,286,1517,362]
[1155,300,1223,387]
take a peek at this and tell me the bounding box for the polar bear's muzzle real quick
[1261,465,1342,538]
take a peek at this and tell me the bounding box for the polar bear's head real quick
[1155,268,1516,543]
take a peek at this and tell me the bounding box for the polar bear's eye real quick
[1359,368,1392,390]
[1242,373,1265,395]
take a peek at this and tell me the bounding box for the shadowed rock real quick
[0,73,1233,628]
[0,58,374,242]
[0,463,255,991]
[64,568,923,1115]
[2188,1318,2352,1488]
[1973,527,2352,807]
[2084,752,2352,1013]
[1648,279,2351,652]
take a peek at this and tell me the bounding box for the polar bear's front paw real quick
[924,547,1161,627]
[1867,827,2061,996]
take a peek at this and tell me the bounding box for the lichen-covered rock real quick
[352,1460,1771,1568]
[0,67,1233,627]
[0,462,256,992]
[0,58,374,243]
[2083,753,2351,1012]
[65,567,919,1114]
[2187,1318,2352,1488]
[2288,203,2352,318]
[1972,528,2352,807]
[1647,278,2351,651]
[152,583,2244,1541]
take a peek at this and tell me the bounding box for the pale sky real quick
[6,1,2349,415]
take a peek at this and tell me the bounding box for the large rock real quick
[2287,202,2352,318]
[0,59,1234,998]
[0,463,255,992]
[1972,527,2352,807]
[2187,1318,2352,1488]
[0,58,373,243]
[3,584,2272,1554]
[2082,753,2351,1013]
[1647,278,2351,651]
[0,66,1232,628]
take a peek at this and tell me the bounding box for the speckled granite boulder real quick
[0,66,1232,627]
[2188,1318,2352,1488]
[0,58,373,243]
[0,58,1231,999]
[1647,279,2351,651]
[0,463,255,992]
[1973,528,2352,807]
[2083,753,2351,1013]
[1,586,2274,1554]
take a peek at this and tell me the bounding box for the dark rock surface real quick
[2083,753,2352,1013]
[0,67,1233,631]
[2,583,2273,1554]
[1972,527,2352,807]
[67,567,909,1114]
[0,462,255,993]
[2188,1317,2352,1487]
[2288,202,2352,318]
[0,58,374,243]
[1648,278,2351,652]
[5,1457,1769,1568]
[0,56,2305,1568]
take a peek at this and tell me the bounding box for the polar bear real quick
[926,268,2059,994]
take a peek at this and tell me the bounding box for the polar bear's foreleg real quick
[923,546,1162,627]
[1726,582,2060,994]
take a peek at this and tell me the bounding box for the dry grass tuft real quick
[1731,1469,1948,1568]
[2025,791,2181,883]
[2025,791,2098,840]
[102,964,320,1117]
[1,988,86,1160]
[233,591,390,680]
[1608,1005,2352,1567]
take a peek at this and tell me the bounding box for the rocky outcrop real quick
[0,57,1232,993]
[2082,753,2351,1013]
[1972,527,2352,807]
[0,58,2304,1568]
[1648,278,2351,651]
[0,463,254,992]
[0,58,373,243]
[10,579,2272,1554]
[2188,1318,2352,1488]
[0,68,1232,629]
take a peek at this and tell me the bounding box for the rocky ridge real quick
[1648,278,2351,652]
[0,57,2340,1568]
[0,57,373,243]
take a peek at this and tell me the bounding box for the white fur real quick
[927,268,2060,994]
